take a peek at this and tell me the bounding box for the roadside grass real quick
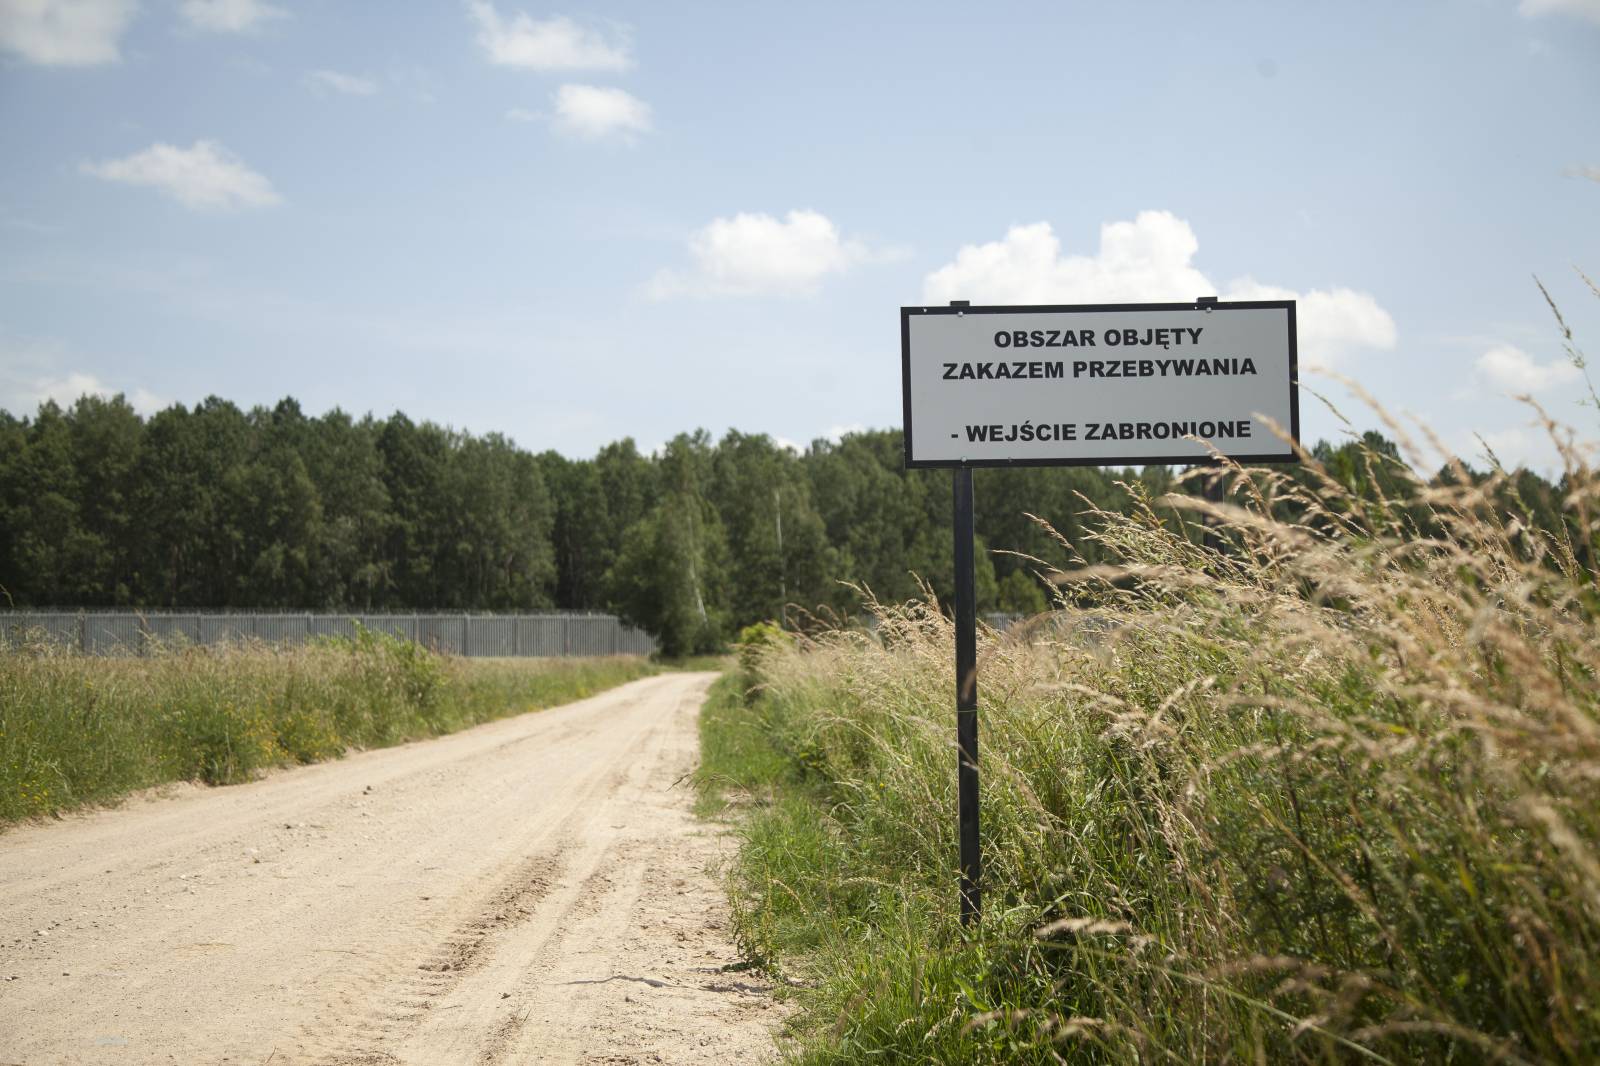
[700,420,1600,1063]
[658,652,738,674]
[693,671,794,819]
[0,627,658,824]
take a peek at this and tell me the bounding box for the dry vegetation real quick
[700,396,1600,1062]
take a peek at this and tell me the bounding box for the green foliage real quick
[1,392,1584,654]
[693,671,799,820]
[609,453,732,655]
[161,696,280,786]
[735,620,790,687]
[0,641,657,823]
[995,569,1048,615]
[0,397,557,611]
[710,432,838,626]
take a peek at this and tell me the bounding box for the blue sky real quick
[2,0,1597,471]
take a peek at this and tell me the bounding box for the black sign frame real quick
[900,299,1301,470]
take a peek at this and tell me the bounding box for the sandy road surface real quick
[0,672,782,1065]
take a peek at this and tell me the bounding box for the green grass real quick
[1,627,658,824]
[699,432,1600,1063]
[657,652,738,674]
[692,672,793,818]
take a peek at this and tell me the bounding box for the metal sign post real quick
[953,463,981,926]
[949,300,982,927]
[902,297,1300,928]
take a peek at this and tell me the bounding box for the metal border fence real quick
[0,610,656,658]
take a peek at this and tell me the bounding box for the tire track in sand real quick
[0,672,782,1066]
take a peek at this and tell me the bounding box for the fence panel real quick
[470,616,516,657]
[0,610,655,658]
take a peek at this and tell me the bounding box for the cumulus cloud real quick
[305,69,377,95]
[1518,0,1600,25]
[921,212,1396,369]
[1,366,164,417]
[0,0,137,66]
[179,0,287,33]
[647,209,872,298]
[82,140,281,211]
[551,83,650,139]
[1222,279,1397,368]
[1565,163,1600,182]
[465,3,630,70]
[1475,344,1580,393]
[924,214,1209,307]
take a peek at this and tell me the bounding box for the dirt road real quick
[0,672,782,1065]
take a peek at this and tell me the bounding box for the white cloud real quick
[82,140,281,210]
[924,214,1209,307]
[921,212,1397,369]
[1,362,164,417]
[1518,0,1600,25]
[551,83,650,139]
[36,372,165,413]
[1475,344,1580,393]
[178,0,285,33]
[647,209,871,298]
[465,3,630,70]
[0,0,137,66]
[1565,163,1600,182]
[305,69,377,96]
[1223,280,1397,368]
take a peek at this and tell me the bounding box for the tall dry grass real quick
[712,402,1600,1062]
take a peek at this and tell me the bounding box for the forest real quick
[0,393,1574,654]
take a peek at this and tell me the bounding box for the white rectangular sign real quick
[901,301,1299,468]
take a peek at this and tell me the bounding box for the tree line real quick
[0,394,1577,654]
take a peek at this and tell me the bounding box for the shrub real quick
[735,620,790,690]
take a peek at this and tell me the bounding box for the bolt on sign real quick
[900,300,1300,467]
